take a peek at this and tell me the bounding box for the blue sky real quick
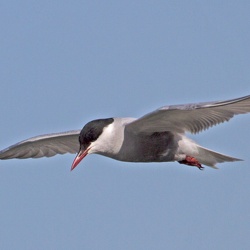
[0,1,250,249]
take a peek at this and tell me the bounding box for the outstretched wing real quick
[126,95,250,134]
[0,130,80,159]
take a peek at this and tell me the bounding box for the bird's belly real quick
[111,131,178,163]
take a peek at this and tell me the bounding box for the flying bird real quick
[0,95,250,170]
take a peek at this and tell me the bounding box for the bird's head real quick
[71,118,114,170]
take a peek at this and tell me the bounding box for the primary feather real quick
[0,130,80,159]
[127,95,250,134]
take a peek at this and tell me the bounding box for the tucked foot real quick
[178,156,204,170]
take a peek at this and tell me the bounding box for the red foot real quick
[178,156,204,170]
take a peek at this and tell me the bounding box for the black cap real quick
[79,118,114,149]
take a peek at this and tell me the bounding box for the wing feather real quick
[127,95,250,134]
[0,130,80,160]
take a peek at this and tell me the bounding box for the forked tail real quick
[195,145,242,169]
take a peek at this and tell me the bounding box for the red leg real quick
[178,156,204,170]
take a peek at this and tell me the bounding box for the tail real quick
[195,145,242,169]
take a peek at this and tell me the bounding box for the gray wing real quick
[126,95,250,134]
[0,130,80,159]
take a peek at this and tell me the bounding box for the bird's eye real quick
[84,131,94,144]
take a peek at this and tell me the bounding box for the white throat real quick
[88,118,135,157]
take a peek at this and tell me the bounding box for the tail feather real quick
[195,145,242,169]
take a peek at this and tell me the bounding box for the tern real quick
[0,95,250,170]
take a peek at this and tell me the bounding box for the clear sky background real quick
[0,1,250,250]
